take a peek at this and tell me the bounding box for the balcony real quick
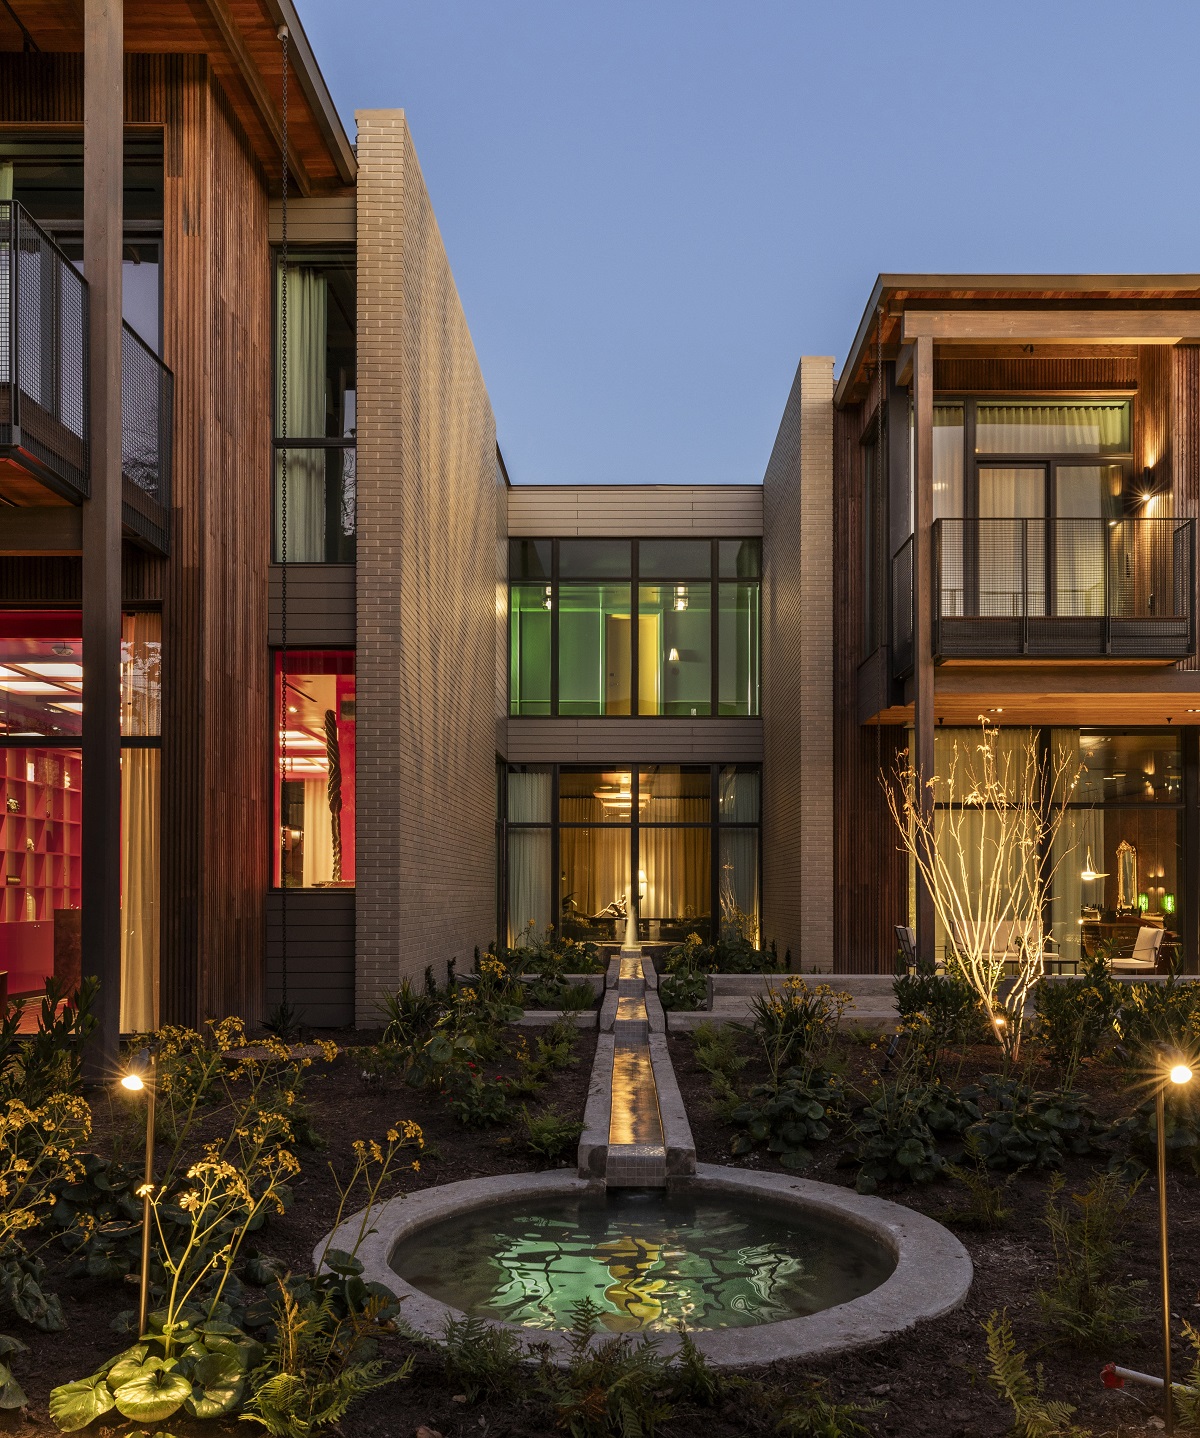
[892,518,1196,670]
[0,201,173,554]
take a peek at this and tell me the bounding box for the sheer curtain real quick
[507,770,552,944]
[976,404,1128,454]
[302,778,334,886]
[1056,466,1122,617]
[276,265,327,561]
[120,750,159,1033]
[978,467,1046,616]
[641,828,710,928]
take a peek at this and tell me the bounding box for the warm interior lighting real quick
[1081,847,1108,883]
[0,680,68,694]
[1170,1064,1192,1086]
[542,585,553,611]
[667,647,680,662]
[17,661,84,680]
[673,585,689,612]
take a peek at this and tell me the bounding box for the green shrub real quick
[520,1106,584,1163]
[749,978,850,1079]
[1110,1078,1200,1174]
[983,1310,1085,1438]
[894,969,989,1049]
[730,1069,840,1170]
[443,1065,514,1129]
[537,1297,670,1438]
[0,975,98,1106]
[1116,976,1200,1056]
[441,1314,525,1402]
[662,933,785,976]
[853,1081,954,1193]
[965,1077,1106,1170]
[377,979,442,1049]
[943,1141,1017,1229]
[659,970,707,1011]
[1037,1172,1144,1347]
[1034,957,1122,1073]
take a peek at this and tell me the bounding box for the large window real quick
[929,726,1183,970]
[0,610,161,1031]
[273,249,356,563]
[502,763,760,947]
[274,651,355,887]
[509,538,761,717]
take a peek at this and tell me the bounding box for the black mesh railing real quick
[121,320,173,513]
[891,534,913,677]
[933,518,1195,659]
[0,200,89,495]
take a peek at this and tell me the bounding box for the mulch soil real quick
[2,1021,1196,1438]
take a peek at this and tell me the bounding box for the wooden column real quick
[912,333,935,963]
[82,0,123,1068]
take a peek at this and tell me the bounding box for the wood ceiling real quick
[0,0,355,194]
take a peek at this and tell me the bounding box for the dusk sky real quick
[296,1,1200,486]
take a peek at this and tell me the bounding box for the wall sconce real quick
[1138,893,1150,913]
[673,585,689,612]
[1163,893,1176,915]
[542,585,553,611]
[1141,466,1156,505]
[667,647,680,663]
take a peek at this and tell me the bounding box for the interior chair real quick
[1109,925,1165,973]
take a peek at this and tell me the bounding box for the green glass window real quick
[717,583,760,715]
[559,540,631,579]
[509,584,552,716]
[509,539,552,579]
[638,584,712,716]
[558,583,632,715]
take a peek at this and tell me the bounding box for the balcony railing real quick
[891,518,1196,669]
[1,200,174,554]
[0,200,90,498]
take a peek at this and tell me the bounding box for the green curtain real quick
[275,265,328,561]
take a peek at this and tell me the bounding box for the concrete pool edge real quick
[313,1165,973,1366]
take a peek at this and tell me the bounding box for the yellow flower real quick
[386,1128,400,1143]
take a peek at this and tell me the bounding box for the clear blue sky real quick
[295,0,1200,486]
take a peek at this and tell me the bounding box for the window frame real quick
[508,537,761,718]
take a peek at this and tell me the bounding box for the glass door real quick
[977,466,1046,616]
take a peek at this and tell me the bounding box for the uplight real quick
[1170,1064,1193,1086]
[121,1073,145,1091]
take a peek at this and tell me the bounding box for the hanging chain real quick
[875,305,884,651]
[277,24,290,1017]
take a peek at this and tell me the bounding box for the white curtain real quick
[120,749,159,1033]
[508,769,552,823]
[719,830,759,943]
[976,404,1128,454]
[507,829,551,945]
[641,828,709,925]
[302,777,334,886]
[561,828,628,918]
[275,265,327,561]
[1055,466,1122,617]
[979,467,1046,616]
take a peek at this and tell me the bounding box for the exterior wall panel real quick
[268,565,355,646]
[506,719,763,765]
[355,112,497,1023]
[507,485,762,537]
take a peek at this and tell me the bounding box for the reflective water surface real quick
[390,1190,895,1332]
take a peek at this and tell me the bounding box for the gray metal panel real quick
[266,890,356,1029]
[507,485,763,537]
[506,718,763,764]
[268,564,356,645]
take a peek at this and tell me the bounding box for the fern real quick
[441,1314,524,1401]
[539,1297,671,1438]
[1176,1321,1200,1431]
[984,1311,1086,1438]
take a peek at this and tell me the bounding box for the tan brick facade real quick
[355,112,499,1022]
[763,357,834,969]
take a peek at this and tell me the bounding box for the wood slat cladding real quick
[507,485,763,537]
[934,355,1138,393]
[141,56,271,1027]
[831,400,906,972]
[1173,347,1200,673]
[265,891,354,1029]
[0,548,162,602]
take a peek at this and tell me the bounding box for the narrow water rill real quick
[607,947,666,1186]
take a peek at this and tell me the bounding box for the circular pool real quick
[316,1165,972,1365]
[390,1187,895,1333]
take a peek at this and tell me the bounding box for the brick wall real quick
[355,112,499,1023]
[762,357,834,969]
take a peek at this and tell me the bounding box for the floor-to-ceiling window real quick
[502,763,761,948]
[509,538,761,717]
[928,726,1185,969]
[273,651,356,888]
[0,609,161,1030]
[272,248,356,563]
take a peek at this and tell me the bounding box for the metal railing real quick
[0,200,90,496]
[891,534,913,678]
[932,518,1195,660]
[121,320,173,513]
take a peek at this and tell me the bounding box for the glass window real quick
[274,247,356,563]
[560,770,634,825]
[508,766,553,823]
[639,767,710,822]
[639,540,711,579]
[274,651,355,887]
[719,828,759,946]
[639,825,710,944]
[717,583,760,715]
[718,539,761,579]
[510,539,553,579]
[638,584,711,716]
[718,765,760,822]
[120,748,160,1032]
[559,540,630,579]
[508,828,551,946]
[559,583,632,715]
[0,611,161,738]
[561,826,632,940]
[509,584,552,716]
[933,405,964,519]
[1075,732,1182,805]
[975,402,1130,456]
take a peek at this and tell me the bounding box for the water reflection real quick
[391,1191,895,1332]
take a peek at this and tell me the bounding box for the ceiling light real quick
[18,662,84,679]
[49,702,84,713]
[51,643,75,658]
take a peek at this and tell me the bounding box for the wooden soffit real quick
[0,0,355,194]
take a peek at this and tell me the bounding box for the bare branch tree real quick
[883,719,1081,1059]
